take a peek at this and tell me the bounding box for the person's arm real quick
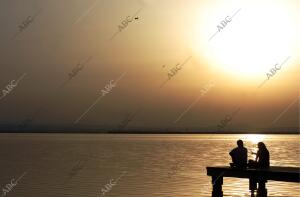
[255,150,259,162]
[229,148,235,157]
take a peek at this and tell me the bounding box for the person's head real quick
[258,142,266,150]
[237,140,244,148]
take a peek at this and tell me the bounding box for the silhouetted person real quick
[248,142,270,197]
[249,142,270,168]
[229,140,248,168]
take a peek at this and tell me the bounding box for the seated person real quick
[248,142,270,168]
[229,140,248,168]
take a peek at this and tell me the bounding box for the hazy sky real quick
[0,0,299,130]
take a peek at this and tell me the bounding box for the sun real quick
[192,0,298,79]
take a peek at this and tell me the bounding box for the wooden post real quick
[257,180,267,197]
[249,178,257,192]
[212,175,223,197]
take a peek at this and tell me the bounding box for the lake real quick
[0,134,299,197]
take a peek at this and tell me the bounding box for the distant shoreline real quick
[0,131,298,134]
[0,124,298,134]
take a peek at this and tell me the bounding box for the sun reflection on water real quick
[241,134,267,160]
[243,134,266,144]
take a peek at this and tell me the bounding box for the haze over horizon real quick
[0,0,299,132]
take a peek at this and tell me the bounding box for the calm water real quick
[0,134,299,197]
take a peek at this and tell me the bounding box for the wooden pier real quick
[206,166,300,196]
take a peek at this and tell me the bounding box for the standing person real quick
[229,140,248,168]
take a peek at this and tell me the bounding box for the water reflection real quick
[0,134,298,197]
[243,134,267,144]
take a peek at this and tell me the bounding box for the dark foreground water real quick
[0,134,299,197]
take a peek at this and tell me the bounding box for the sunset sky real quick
[0,0,299,131]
